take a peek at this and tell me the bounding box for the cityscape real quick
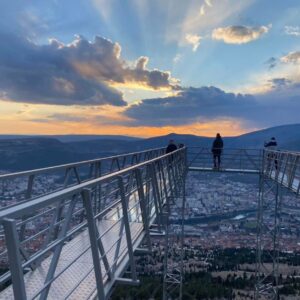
[1,152,300,299]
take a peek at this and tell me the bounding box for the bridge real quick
[0,147,299,299]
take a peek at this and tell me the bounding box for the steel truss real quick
[255,150,300,300]
[162,153,187,300]
[188,147,300,300]
[1,146,299,299]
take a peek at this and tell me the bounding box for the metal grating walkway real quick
[0,220,143,299]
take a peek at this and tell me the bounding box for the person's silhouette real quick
[211,133,223,169]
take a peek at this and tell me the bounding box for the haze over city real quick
[0,0,299,137]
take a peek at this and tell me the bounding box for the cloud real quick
[285,26,300,37]
[205,0,212,7]
[199,5,205,16]
[265,57,277,69]
[185,34,202,51]
[281,51,300,64]
[0,33,177,106]
[122,82,300,128]
[268,78,292,89]
[123,86,256,126]
[173,54,182,64]
[71,37,177,90]
[45,114,87,123]
[212,25,270,44]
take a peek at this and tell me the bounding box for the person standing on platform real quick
[264,137,278,170]
[166,139,177,154]
[166,139,177,165]
[211,133,223,170]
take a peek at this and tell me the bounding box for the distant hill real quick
[51,135,141,142]
[0,138,96,171]
[225,124,300,149]
[0,134,141,142]
[131,124,300,150]
[0,124,299,171]
[67,139,134,154]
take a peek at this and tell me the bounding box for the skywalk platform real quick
[0,147,299,299]
[0,219,144,299]
[0,148,186,300]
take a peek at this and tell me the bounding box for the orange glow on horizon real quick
[0,100,255,138]
[0,118,254,138]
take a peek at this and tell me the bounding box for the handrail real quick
[263,149,300,195]
[0,147,165,180]
[0,147,166,208]
[0,148,185,220]
[187,147,263,172]
[0,148,187,300]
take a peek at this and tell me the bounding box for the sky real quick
[0,0,299,137]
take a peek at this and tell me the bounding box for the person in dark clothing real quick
[166,139,177,153]
[264,137,278,170]
[264,137,277,150]
[166,140,177,165]
[211,133,223,169]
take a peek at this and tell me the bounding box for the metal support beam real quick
[118,176,137,281]
[82,188,106,300]
[3,218,27,300]
[39,197,77,300]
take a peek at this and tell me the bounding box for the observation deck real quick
[0,147,299,299]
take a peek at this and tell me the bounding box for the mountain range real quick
[0,124,299,171]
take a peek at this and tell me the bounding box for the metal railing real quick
[0,148,187,300]
[263,149,300,195]
[0,147,166,208]
[188,147,262,173]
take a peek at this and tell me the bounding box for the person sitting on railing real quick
[264,137,278,170]
[211,133,223,170]
[166,139,177,154]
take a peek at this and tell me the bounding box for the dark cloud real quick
[0,33,125,106]
[265,57,277,69]
[268,78,291,89]
[0,34,176,106]
[122,85,300,127]
[123,87,256,126]
[69,37,176,90]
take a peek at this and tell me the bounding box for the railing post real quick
[136,168,152,250]
[40,197,77,300]
[95,161,102,213]
[82,189,106,300]
[255,173,264,299]
[158,159,169,204]
[117,176,137,281]
[149,164,163,231]
[19,174,35,242]
[3,218,27,300]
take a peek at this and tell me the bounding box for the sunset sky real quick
[0,0,299,137]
